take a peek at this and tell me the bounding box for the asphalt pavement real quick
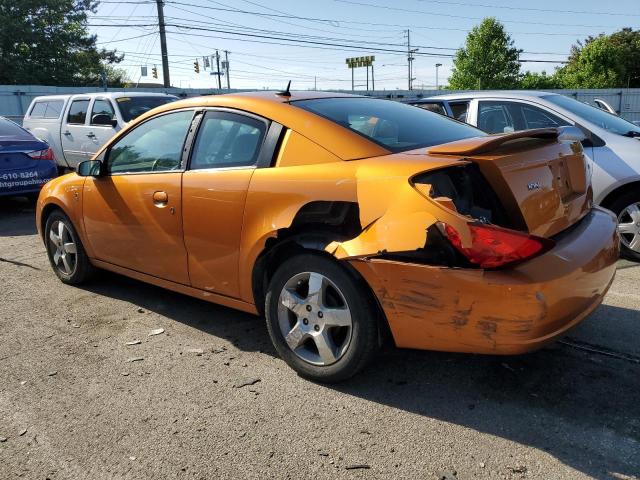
[0,196,638,480]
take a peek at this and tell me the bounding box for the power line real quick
[414,0,640,17]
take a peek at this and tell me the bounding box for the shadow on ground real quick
[0,196,37,236]
[81,271,640,479]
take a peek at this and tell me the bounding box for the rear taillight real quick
[441,222,554,269]
[28,148,55,161]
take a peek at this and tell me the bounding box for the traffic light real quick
[194,60,200,73]
[152,66,158,79]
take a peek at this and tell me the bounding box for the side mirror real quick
[77,160,103,177]
[92,114,117,128]
[557,126,587,143]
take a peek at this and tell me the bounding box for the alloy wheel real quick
[48,220,78,275]
[618,202,640,253]
[277,271,353,366]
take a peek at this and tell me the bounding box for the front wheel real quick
[44,210,95,284]
[265,253,379,383]
[609,192,640,262]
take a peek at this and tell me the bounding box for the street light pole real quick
[435,63,442,90]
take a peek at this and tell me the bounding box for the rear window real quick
[0,117,30,137]
[115,96,177,122]
[293,97,482,153]
[29,100,65,119]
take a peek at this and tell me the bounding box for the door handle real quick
[86,132,96,138]
[63,130,71,136]
[152,191,169,206]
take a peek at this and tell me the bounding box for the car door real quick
[82,109,197,284]
[61,98,91,168]
[181,109,272,298]
[85,98,117,158]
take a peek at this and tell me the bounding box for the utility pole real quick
[314,76,317,90]
[372,63,374,91]
[366,64,369,91]
[405,29,417,91]
[215,50,221,90]
[224,50,230,90]
[435,63,442,90]
[155,0,170,87]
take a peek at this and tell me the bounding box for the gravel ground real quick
[1,196,639,480]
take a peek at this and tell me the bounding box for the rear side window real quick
[416,103,447,115]
[29,100,65,119]
[115,96,176,122]
[478,102,515,134]
[44,100,64,119]
[29,102,47,118]
[190,111,266,169]
[67,100,89,124]
[449,101,470,123]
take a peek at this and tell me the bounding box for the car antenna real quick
[276,80,291,98]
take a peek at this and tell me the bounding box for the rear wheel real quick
[44,210,94,284]
[265,253,379,382]
[609,191,640,262]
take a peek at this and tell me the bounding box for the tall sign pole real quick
[215,50,221,90]
[346,56,375,92]
[155,0,170,87]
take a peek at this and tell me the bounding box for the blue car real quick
[0,116,57,198]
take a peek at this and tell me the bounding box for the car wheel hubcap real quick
[277,272,352,366]
[49,220,77,275]
[618,202,640,253]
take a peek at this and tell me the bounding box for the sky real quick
[89,0,640,90]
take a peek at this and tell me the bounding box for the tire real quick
[265,253,379,382]
[608,191,640,262]
[44,210,95,284]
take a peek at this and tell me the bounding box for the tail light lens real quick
[28,148,55,161]
[442,222,554,269]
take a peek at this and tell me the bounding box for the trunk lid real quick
[424,129,590,238]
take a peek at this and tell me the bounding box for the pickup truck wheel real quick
[265,253,379,383]
[610,191,640,261]
[44,210,95,284]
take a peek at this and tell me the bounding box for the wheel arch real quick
[599,180,640,211]
[250,200,393,346]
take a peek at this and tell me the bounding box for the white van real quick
[22,92,177,170]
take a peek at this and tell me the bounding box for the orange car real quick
[36,91,619,382]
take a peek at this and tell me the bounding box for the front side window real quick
[293,97,482,153]
[91,99,115,124]
[115,96,176,122]
[521,105,568,129]
[107,110,194,174]
[190,111,266,169]
[67,100,90,124]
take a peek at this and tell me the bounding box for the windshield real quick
[543,94,640,136]
[293,97,483,152]
[115,96,177,122]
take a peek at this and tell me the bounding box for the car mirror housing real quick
[92,114,117,127]
[77,159,103,177]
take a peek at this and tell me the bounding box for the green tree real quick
[0,0,124,86]
[554,28,640,88]
[449,18,522,90]
[519,71,561,89]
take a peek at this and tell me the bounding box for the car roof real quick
[421,90,559,102]
[103,91,391,161]
[30,92,177,102]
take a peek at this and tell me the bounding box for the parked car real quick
[36,92,618,382]
[0,115,57,199]
[412,91,640,260]
[22,92,177,171]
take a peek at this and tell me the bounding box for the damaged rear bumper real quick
[349,207,619,355]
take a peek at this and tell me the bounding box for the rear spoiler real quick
[428,127,583,156]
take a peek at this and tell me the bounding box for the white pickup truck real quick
[22,92,177,170]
